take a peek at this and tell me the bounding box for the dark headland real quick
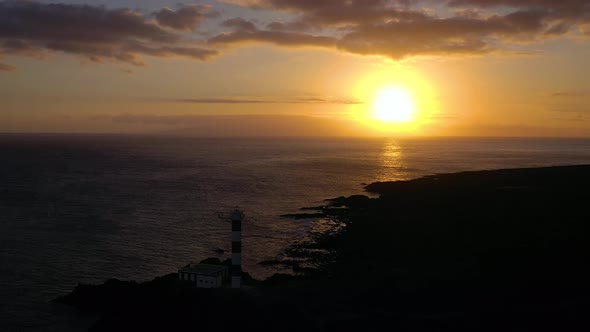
[56,165,590,331]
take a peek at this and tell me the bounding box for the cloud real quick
[552,91,588,97]
[2,0,588,66]
[108,113,366,137]
[448,0,590,27]
[211,0,590,59]
[448,123,590,137]
[448,0,588,10]
[292,97,363,104]
[222,17,258,31]
[428,113,459,120]
[123,42,218,62]
[2,39,46,58]
[218,0,266,6]
[209,17,337,48]
[0,62,15,71]
[0,1,218,69]
[156,96,363,105]
[153,5,218,31]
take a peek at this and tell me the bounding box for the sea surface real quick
[2,135,590,331]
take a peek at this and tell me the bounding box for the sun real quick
[373,86,416,123]
[352,69,435,134]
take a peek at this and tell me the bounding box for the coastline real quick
[55,164,590,331]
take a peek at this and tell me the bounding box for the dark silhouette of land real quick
[56,165,590,331]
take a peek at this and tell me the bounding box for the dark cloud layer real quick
[210,17,337,48]
[0,1,218,69]
[214,0,590,59]
[1,0,588,70]
[154,5,218,31]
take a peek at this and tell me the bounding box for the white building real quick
[178,264,229,288]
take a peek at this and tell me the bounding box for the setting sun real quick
[373,87,416,123]
[351,67,436,135]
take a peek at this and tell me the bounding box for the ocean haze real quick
[2,135,590,330]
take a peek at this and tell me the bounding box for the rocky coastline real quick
[55,165,590,331]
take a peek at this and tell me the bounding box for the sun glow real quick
[349,67,438,135]
[373,87,415,122]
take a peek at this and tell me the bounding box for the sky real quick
[0,0,589,137]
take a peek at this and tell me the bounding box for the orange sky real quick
[1,0,589,137]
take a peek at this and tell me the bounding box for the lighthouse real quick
[230,209,243,288]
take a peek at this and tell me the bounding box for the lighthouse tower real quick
[230,209,243,288]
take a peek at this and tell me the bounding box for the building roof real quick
[179,263,228,276]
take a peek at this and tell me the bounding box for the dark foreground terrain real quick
[56,165,590,331]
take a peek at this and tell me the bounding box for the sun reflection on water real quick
[377,140,406,182]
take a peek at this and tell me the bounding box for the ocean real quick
[2,135,590,331]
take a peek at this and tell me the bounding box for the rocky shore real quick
[56,165,590,331]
